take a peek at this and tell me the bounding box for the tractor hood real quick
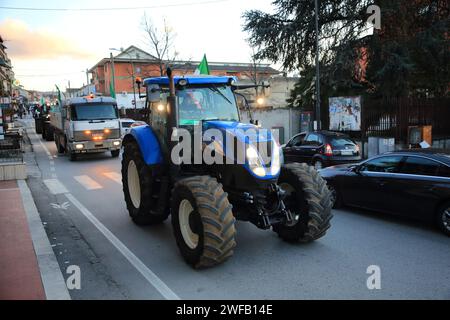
[202,120,282,180]
[202,120,275,144]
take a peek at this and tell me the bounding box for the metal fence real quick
[0,133,23,163]
[320,97,450,143]
[362,97,450,142]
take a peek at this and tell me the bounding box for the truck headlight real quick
[246,145,265,177]
[113,141,121,146]
[75,144,84,150]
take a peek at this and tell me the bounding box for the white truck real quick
[50,96,122,161]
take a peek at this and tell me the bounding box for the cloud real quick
[0,19,95,60]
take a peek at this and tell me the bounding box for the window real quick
[304,133,321,146]
[360,156,403,173]
[71,104,118,121]
[290,134,305,147]
[330,137,356,148]
[177,86,239,126]
[398,156,441,176]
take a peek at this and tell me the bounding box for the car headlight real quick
[246,145,265,177]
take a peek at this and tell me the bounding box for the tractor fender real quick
[123,125,163,165]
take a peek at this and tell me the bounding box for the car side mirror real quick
[352,165,362,174]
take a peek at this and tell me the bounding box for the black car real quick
[319,149,450,236]
[283,131,361,169]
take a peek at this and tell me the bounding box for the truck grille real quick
[73,129,120,141]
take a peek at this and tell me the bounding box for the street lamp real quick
[109,48,137,110]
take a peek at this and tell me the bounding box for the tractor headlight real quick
[270,142,282,176]
[246,145,265,177]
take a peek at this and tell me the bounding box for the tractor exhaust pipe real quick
[166,67,179,177]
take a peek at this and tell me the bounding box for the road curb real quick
[18,179,71,300]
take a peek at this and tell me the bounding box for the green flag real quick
[55,85,62,106]
[195,54,210,75]
[109,80,116,99]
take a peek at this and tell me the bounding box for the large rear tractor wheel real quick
[171,176,236,269]
[121,141,169,225]
[273,163,333,242]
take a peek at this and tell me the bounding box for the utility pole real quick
[85,69,89,93]
[110,52,116,97]
[314,0,321,130]
[130,58,136,111]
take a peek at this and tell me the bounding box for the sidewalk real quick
[0,180,45,299]
[0,178,70,300]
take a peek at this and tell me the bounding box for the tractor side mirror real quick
[148,84,161,103]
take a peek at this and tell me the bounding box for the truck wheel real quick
[54,134,64,153]
[273,163,333,243]
[44,125,53,141]
[121,141,168,225]
[111,150,120,158]
[69,153,77,161]
[171,176,236,268]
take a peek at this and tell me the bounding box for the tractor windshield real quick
[177,85,239,126]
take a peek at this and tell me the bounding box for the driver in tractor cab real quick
[179,90,202,117]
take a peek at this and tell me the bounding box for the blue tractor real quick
[121,68,333,268]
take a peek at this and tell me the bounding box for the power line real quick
[16,72,84,77]
[0,0,230,11]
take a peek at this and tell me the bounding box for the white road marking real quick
[33,131,52,157]
[50,202,70,210]
[44,179,69,195]
[103,172,122,185]
[74,175,103,190]
[64,193,180,300]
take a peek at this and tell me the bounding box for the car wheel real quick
[313,159,324,170]
[436,202,450,237]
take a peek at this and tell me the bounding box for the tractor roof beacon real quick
[121,68,333,269]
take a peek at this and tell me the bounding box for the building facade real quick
[0,35,13,99]
[88,46,283,109]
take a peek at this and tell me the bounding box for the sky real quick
[0,0,275,92]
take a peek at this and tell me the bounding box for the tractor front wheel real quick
[171,176,236,268]
[121,141,169,225]
[273,163,333,242]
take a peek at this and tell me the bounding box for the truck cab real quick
[51,95,122,161]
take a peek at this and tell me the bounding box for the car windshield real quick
[330,137,356,148]
[177,85,239,125]
[72,104,118,121]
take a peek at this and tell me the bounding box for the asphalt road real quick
[21,118,450,300]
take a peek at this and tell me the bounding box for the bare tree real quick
[242,47,270,98]
[141,13,178,76]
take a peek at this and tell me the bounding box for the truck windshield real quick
[71,104,118,121]
[177,85,239,125]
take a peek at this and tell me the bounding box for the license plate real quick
[341,150,354,156]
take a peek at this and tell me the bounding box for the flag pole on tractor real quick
[194,54,210,75]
